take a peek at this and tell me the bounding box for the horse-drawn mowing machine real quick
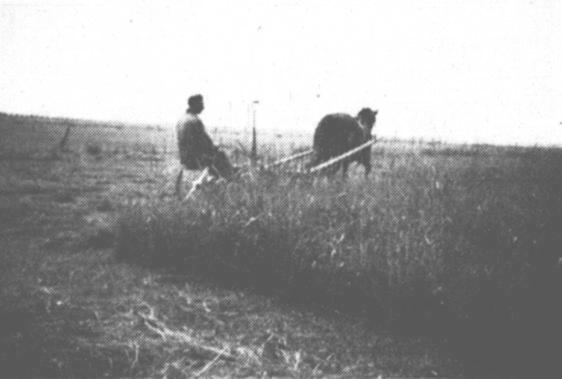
[178,138,377,201]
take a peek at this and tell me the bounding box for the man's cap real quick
[188,94,204,108]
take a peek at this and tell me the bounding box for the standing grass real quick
[116,145,562,375]
[1,114,466,376]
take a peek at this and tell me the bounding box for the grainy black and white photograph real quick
[1,0,561,377]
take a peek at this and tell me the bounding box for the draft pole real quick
[251,100,259,166]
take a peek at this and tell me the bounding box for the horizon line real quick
[1,109,560,149]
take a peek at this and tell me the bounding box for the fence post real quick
[251,100,259,166]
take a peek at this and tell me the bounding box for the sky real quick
[0,0,561,145]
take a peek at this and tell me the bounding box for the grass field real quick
[1,112,560,377]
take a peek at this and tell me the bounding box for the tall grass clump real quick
[117,164,449,317]
[116,147,562,374]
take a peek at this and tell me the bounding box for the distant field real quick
[0,112,313,162]
[1,113,560,377]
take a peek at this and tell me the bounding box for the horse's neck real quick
[356,118,372,140]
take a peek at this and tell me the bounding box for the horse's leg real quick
[364,162,371,178]
[341,161,349,180]
[175,167,184,199]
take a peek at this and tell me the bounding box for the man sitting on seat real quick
[175,94,236,195]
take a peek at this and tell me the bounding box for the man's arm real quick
[192,121,218,155]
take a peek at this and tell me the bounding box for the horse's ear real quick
[374,109,378,115]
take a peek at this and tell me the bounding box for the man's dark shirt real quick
[176,111,216,169]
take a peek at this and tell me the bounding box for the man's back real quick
[176,112,215,169]
[175,94,237,186]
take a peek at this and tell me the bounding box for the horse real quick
[311,108,378,178]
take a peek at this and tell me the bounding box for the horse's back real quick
[313,113,363,158]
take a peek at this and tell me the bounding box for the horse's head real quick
[356,108,378,177]
[356,108,378,141]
